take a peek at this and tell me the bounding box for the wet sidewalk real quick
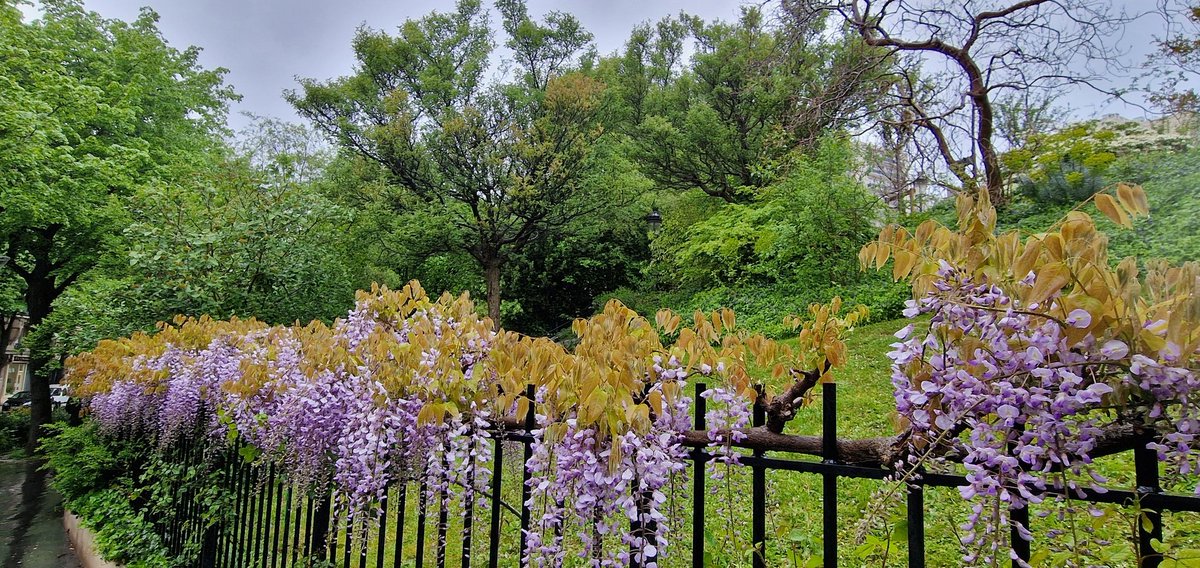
[0,459,83,568]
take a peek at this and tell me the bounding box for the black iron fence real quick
[149,383,1200,568]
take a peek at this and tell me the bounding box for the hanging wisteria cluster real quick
[68,282,846,566]
[865,186,1200,565]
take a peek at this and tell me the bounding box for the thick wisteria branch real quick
[499,416,1142,468]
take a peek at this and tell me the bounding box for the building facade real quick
[1,314,31,405]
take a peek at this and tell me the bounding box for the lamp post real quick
[908,175,930,216]
[644,209,662,234]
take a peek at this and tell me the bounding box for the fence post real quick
[416,480,428,567]
[1008,425,1030,568]
[310,490,332,562]
[906,484,924,568]
[822,382,838,568]
[271,475,285,568]
[692,382,707,568]
[463,451,476,568]
[376,491,388,568]
[1135,438,1163,568]
[1010,505,1030,568]
[200,522,219,568]
[518,384,536,568]
[488,430,504,568]
[752,385,766,568]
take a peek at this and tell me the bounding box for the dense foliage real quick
[0,0,236,447]
[8,0,1200,564]
[65,181,1200,566]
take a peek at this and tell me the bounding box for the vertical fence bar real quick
[822,382,838,568]
[630,469,643,568]
[329,507,340,562]
[168,439,188,555]
[692,382,707,568]
[201,523,220,568]
[303,492,316,559]
[437,479,449,568]
[518,384,536,568]
[200,448,222,568]
[327,508,338,563]
[234,461,255,566]
[272,477,285,568]
[239,465,259,568]
[463,453,476,568]
[218,450,237,567]
[377,492,389,568]
[185,439,202,555]
[343,514,353,568]
[281,484,294,568]
[1136,441,1163,568]
[259,463,276,568]
[906,485,925,568]
[752,385,767,568]
[488,433,504,568]
[358,521,369,568]
[224,446,242,567]
[393,483,408,568]
[311,490,332,562]
[290,492,304,568]
[1008,425,1031,568]
[1010,506,1030,568]
[416,481,429,568]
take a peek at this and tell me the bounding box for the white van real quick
[50,384,70,406]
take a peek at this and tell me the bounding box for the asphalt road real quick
[0,459,83,568]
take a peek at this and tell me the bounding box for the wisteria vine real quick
[69,283,827,566]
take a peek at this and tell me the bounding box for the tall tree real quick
[289,0,607,326]
[0,0,234,450]
[811,0,1135,203]
[632,7,892,203]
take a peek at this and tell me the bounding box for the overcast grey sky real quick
[45,0,743,130]
[21,0,1178,131]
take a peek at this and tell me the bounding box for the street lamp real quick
[644,209,662,234]
[0,255,8,268]
[908,175,931,215]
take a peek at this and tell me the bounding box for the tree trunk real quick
[23,272,54,455]
[483,256,502,330]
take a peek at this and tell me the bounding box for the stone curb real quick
[63,511,122,568]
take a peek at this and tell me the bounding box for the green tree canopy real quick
[630,6,892,203]
[0,0,235,448]
[289,0,612,326]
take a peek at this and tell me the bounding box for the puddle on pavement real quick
[0,459,82,568]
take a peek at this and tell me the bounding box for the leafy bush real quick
[71,486,169,568]
[659,138,877,290]
[42,423,172,567]
[0,408,30,455]
[1015,158,1109,204]
[41,422,132,503]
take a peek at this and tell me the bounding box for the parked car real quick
[2,391,31,411]
[50,384,70,406]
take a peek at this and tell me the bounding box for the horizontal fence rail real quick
[146,382,1200,568]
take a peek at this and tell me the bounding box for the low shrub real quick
[0,408,30,455]
[42,423,170,567]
